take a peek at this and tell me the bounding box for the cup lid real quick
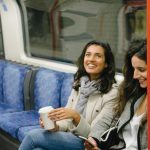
[38,106,53,114]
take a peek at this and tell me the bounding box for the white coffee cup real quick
[38,106,54,130]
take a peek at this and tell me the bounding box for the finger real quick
[51,115,67,121]
[39,121,44,128]
[48,113,61,120]
[49,107,64,114]
[84,141,92,148]
[48,109,65,117]
[88,137,97,146]
[48,112,66,120]
[55,113,66,118]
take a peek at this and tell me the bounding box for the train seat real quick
[0,110,39,138]
[17,71,73,142]
[0,60,32,113]
[0,60,5,102]
[0,66,74,142]
[16,69,73,142]
[60,73,74,107]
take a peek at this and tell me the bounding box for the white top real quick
[122,113,147,150]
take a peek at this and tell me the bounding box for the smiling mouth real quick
[87,64,97,68]
[139,80,146,83]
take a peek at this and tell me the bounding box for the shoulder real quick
[69,89,79,98]
[103,83,119,98]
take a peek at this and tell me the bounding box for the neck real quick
[135,94,147,116]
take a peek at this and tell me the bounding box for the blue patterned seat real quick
[17,71,74,141]
[0,110,39,138]
[0,61,30,113]
[33,68,62,110]
[0,60,6,102]
[0,64,74,142]
[60,73,74,107]
[17,125,40,142]
[0,68,63,139]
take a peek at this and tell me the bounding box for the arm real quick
[48,89,80,131]
[69,85,119,137]
[48,107,81,126]
[89,87,119,141]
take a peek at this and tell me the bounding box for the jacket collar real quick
[118,94,146,131]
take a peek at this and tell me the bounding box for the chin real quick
[140,84,147,88]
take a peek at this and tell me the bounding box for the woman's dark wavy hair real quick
[116,39,147,115]
[73,40,116,93]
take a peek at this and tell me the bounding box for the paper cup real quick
[39,106,54,130]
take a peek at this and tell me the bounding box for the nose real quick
[88,55,95,61]
[133,69,140,79]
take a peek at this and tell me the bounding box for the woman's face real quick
[131,55,147,88]
[84,44,107,80]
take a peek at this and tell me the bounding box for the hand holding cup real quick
[39,106,55,130]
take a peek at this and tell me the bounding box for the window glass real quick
[0,17,4,59]
[22,0,146,71]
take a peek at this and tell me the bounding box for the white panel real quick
[0,0,77,73]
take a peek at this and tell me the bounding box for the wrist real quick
[73,112,81,126]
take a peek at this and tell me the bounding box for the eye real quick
[138,68,146,72]
[85,53,90,57]
[139,68,145,72]
[95,54,102,58]
[96,55,101,58]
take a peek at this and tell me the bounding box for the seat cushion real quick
[17,125,40,142]
[0,110,39,138]
[0,103,20,113]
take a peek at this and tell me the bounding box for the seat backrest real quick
[60,73,74,107]
[33,68,63,111]
[23,67,38,110]
[2,62,30,110]
[0,60,6,102]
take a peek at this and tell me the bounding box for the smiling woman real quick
[19,40,119,150]
[132,55,147,88]
[84,45,107,80]
[0,0,148,150]
[85,40,147,150]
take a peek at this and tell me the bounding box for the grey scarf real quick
[75,76,100,117]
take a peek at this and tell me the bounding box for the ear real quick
[105,63,108,68]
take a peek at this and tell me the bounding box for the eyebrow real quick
[85,52,103,55]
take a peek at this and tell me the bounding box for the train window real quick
[0,16,4,59]
[21,0,146,71]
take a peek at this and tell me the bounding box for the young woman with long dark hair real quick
[19,40,119,150]
[85,39,147,150]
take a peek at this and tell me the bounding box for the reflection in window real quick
[116,0,146,70]
[22,0,146,71]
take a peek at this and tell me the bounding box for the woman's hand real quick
[48,107,81,126]
[84,137,99,150]
[39,117,44,128]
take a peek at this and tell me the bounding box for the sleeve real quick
[69,85,119,138]
[68,115,91,137]
[57,89,91,137]
[56,89,77,131]
[89,86,119,140]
